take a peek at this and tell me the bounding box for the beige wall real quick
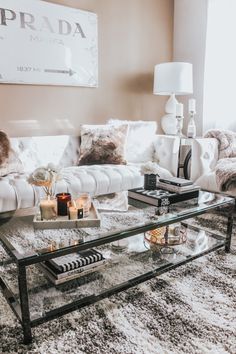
[0,0,173,137]
[173,0,208,136]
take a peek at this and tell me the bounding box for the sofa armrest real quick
[190,138,219,182]
[153,135,180,177]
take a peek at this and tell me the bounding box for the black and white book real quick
[158,177,193,187]
[157,181,200,194]
[128,188,171,207]
[128,187,199,207]
[42,257,107,280]
[39,262,106,285]
[49,249,104,273]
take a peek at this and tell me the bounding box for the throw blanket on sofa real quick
[204,130,236,192]
[215,158,236,192]
[204,129,236,159]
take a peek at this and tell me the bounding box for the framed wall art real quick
[0,0,98,87]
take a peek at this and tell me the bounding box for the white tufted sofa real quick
[190,138,236,197]
[0,134,180,213]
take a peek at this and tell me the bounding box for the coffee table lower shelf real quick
[0,232,228,344]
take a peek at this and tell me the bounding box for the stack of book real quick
[157,177,200,194]
[39,249,107,285]
[128,179,200,211]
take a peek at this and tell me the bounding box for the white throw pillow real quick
[108,119,157,163]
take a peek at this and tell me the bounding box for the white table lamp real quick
[153,62,193,135]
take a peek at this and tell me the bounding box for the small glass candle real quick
[77,208,83,219]
[40,197,57,220]
[76,193,91,218]
[56,193,71,216]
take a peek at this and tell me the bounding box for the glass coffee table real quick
[0,191,234,344]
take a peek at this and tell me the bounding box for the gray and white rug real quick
[0,209,235,354]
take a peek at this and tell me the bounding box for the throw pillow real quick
[78,124,128,165]
[0,130,11,165]
[0,149,24,177]
[108,119,157,163]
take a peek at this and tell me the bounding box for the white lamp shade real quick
[153,62,193,95]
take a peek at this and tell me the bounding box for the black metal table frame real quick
[0,200,234,344]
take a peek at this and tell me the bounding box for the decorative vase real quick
[144,174,157,190]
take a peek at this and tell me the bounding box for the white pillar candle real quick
[188,98,196,113]
[40,197,57,220]
[69,206,78,220]
[176,103,183,117]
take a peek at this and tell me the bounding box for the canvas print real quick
[0,0,98,87]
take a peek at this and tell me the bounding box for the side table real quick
[177,137,201,179]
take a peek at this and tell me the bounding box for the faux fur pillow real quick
[78,124,128,165]
[0,150,24,177]
[0,130,11,165]
[0,131,24,176]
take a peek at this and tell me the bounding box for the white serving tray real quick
[33,203,101,230]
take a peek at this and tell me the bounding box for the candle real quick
[40,197,57,220]
[56,193,71,216]
[77,208,83,219]
[176,103,183,117]
[76,193,91,218]
[48,241,57,252]
[188,98,196,113]
[69,206,78,220]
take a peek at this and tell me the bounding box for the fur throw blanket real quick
[204,129,236,159]
[0,131,10,165]
[204,130,236,191]
[215,158,236,192]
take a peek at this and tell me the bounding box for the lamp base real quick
[161,114,177,135]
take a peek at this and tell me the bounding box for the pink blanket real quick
[215,158,236,192]
[204,129,236,191]
[204,129,236,159]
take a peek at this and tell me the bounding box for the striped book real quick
[43,258,107,280]
[39,262,106,285]
[49,249,104,272]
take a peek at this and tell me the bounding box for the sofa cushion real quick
[60,164,143,197]
[0,164,143,212]
[108,119,157,163]
[78,124,128,165]
[10,136,80,173]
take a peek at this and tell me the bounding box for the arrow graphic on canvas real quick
[44,69,76,76]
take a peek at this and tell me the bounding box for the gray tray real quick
[33,202,101,229]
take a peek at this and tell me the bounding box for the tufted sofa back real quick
[10,135,80,173]
[153,135,180,177]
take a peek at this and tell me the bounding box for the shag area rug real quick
[0,208,235,354]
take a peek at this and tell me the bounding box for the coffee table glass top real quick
[0,191,234,322]
[0,191,234,264]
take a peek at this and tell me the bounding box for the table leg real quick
[225,209,234,253]
[18,265,32,344]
